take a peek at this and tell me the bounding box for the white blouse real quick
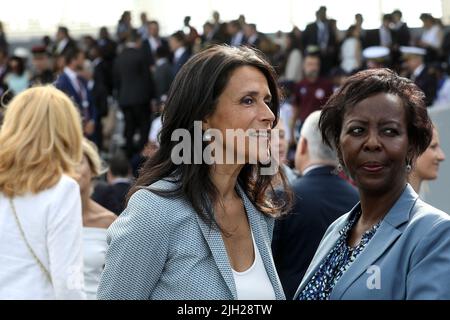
[232,232,276,300]
[83,227,108,300]
[0,175,86,299]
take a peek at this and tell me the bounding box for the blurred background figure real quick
[273,119,297,184]
[391,9,411,47]
[113,29,155,160]
[227,20,245,47]
[280,33,303,84]
[142,20,169,68]
[92,151,132,216]
[75,139,116,300]
[302,6,338,75]
[340,24,362,74]
[272,110,358,299]
[362,45,391,69]
[30,45,54,86]
[169,30,190,77]
[153,45,173,101]
[3,55,29,96]
[183,16,199,51]
[409,126,446,193]
[137,12,149,40]
[55,47,97,141]
[400,46,437,106]
[53,26,77,56]
[432,62,450,105]
[418,13,443,63]
[0,21,9,54]
[290,53,333,144]
[116,11,133,45]
[0,86,85,299]
[243,23,261,48]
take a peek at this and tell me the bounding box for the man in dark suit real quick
[55,47,97,141]
[141,20,169,67]
[364,14,394,48]
[53,26,77,56]
[391,10,410,46]
[272,110,359,299]
[243,23,260,48]
[401,46,437,106]
[302,7,338,75]
[92,152,132,216]
[153,46,173,101]
[169,31,191,77]
[114,29,155,158]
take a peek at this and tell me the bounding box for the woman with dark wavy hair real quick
[294,68,450,300]
[98,45,290,300]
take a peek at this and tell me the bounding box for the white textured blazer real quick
[97,179,285,300]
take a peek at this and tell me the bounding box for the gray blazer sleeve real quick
[407,219,450,299]
[97,189,172,300]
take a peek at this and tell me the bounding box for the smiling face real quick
[204,65,276,165]
[414,128,446,180]
[339,93,410,195]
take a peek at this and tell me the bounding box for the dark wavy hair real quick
[319,68,433,161]
[128,45,291,230]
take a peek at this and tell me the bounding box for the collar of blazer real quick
[195,182,285,300]
[294,183,418,299]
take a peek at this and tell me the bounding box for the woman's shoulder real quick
[86,201,117,229]
[40,174,79,199]
[125,178,190,222]
[56,174,80,190]
[409,199,450,232]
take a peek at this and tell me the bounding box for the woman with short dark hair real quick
[294,68,450,300]
[98,45,290,300]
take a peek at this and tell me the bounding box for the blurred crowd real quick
[0,6,449,170]
[0,6,449,300]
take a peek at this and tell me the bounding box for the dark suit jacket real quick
[414,66,437,106]
[172,49,191,77]
[114,47,155,107]
[392,23,410,46]
[53,37,77,56]
[92,181,131,216]
[272,165,359,299]
[92,59,110,117]
[364,28,394,48]
[303,22,337,50]
[141,37,169,67]
[54,71,96,122]
[154,60,173,99]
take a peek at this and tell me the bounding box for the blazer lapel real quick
[330,184,418,299]
[236,184,286,300]
[196,213,238,299]
[329,223,402,299]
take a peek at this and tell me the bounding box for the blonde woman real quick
[76,139,116,300]
[409,126,446,193]
[0,86,85,299]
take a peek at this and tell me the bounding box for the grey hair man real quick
[295,110,337,174]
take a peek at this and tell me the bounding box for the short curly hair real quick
[319,68,433,160]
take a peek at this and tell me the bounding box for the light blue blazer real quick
[293,184,450,300]
[97,179,285,300]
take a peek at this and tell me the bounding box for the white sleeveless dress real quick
[83,227,108,300]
